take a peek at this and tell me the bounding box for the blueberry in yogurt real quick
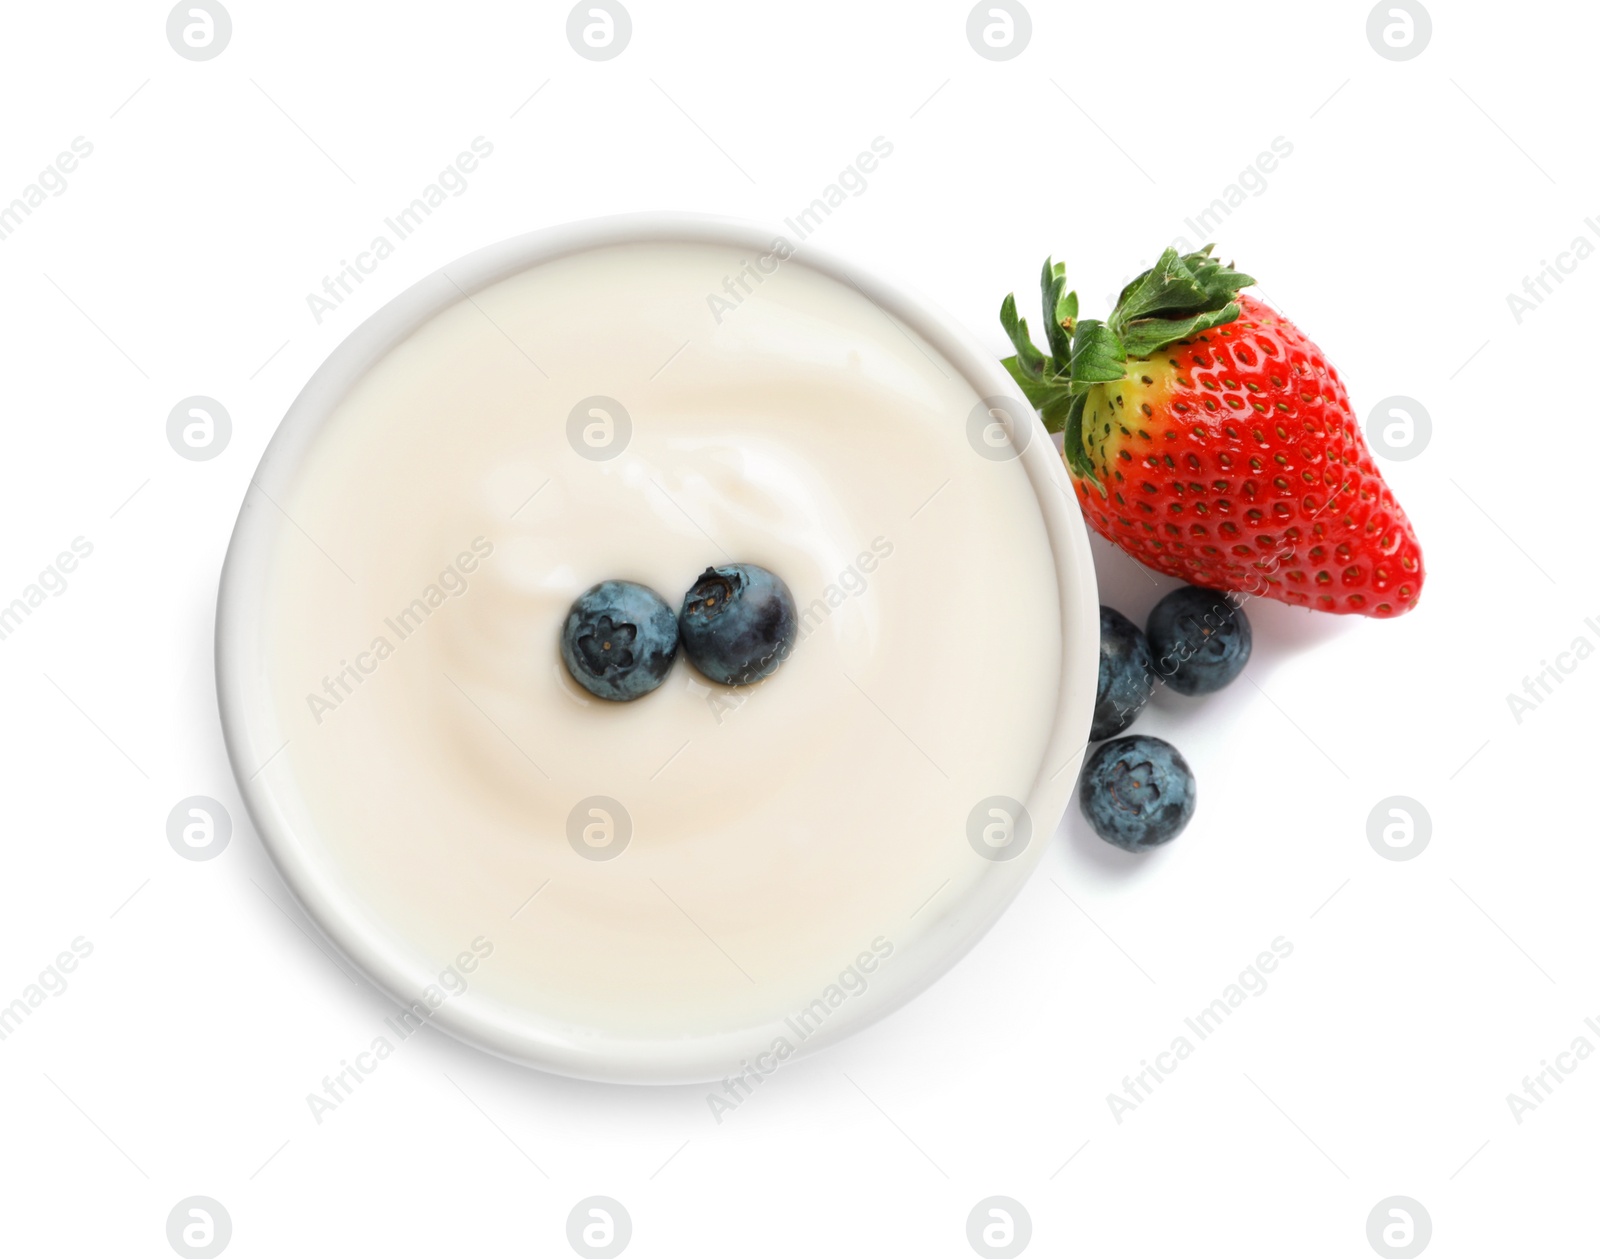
[560,580,680,701]
[678,563,797,686]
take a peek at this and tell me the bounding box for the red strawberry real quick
[1000,248,1424,616]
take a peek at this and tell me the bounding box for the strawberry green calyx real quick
[999,245,1254,481]
[1107,246,1255,356]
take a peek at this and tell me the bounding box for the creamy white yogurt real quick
[257,239,1063,1057]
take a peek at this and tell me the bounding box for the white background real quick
[0,1,1592,1255]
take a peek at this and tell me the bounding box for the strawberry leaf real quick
[1001,356,1073,429]
[1041,258,1074,362]
[1000,294,1046,380]
[1068,319,1127,386]
[1119,301,1242,358]
[1040,391,1076,433]
[1109,244,1254,357]
[1000,355,1051,403]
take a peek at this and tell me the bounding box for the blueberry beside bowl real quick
[1092,606,1156,740]
[1078,584,1255,851]
[1146,585,1252,696]
[1079,734,1196,852]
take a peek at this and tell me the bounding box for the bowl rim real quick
[215,211,1099,1084]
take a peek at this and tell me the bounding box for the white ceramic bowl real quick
[215,213,1099,1083]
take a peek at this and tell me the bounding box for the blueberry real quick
[560,580,679,702]
[1093,606,1156,740]
[1146,585,1252,696]
[1079,735,1196,851]
[678,563,797,686]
